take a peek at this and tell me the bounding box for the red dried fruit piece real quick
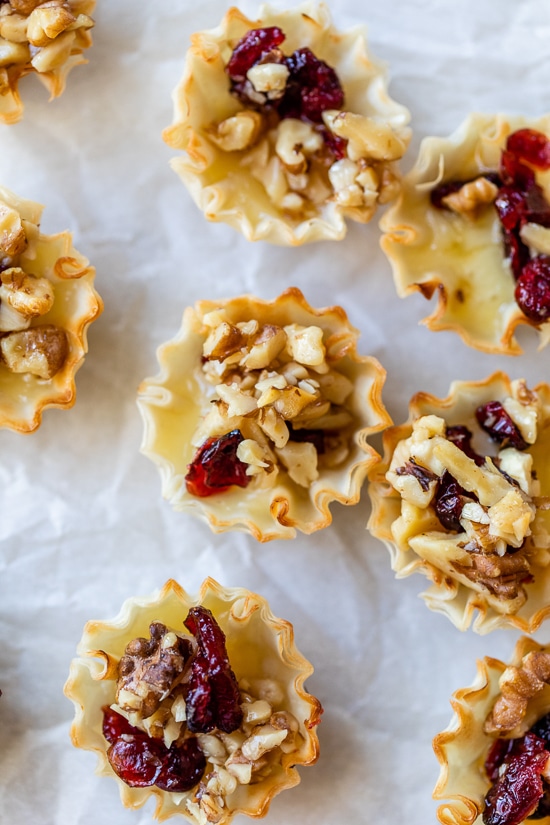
[102,705,142,744]
[226,26,285,81]
[395,458,438,491]
[103,707,207,792]
[107,735,164,788]
[515,256,550,323]
[280,47,344,123]
[288,423,326,454]
[475,401,528,450]
[486,737,519,783]
[185,429,251,497]
[155,738,207,792]
[434,470,470,532]
[506,129,550,171]
[446,425,485,466]
[530,712,550,744]
[184,606,243,734]
[318,125,348,161]
[483,732,549,825]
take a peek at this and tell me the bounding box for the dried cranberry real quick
[288,424,326,454]
[486,737,519,783]
[279,47,344,122]
[531,713,550,745]
[103,708,207,792]
[226,27,286,80]
[506,129,550,171]
[515,256,550,323]
[434,471,470,532]
[185,430,251,497]
[483,732,549,825]
[184,606,243,734]
[102,705,142,744]
[503,226,531,281]
[107,736,164,788]
[446,425,485,466]
[395,459,437,491]
[319,125,348,161]
[155,739,206,792]
[475,401,528,450]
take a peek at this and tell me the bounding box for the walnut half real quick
[116,622,192,720]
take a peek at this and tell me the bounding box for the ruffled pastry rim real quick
[380,112,550,355]
[0,0,96,125]
[163,2,411,245]
[64,577,323,823]
[433,636,550,825]
[137,287,391,541]
[0,186,102,433]
[367,371,550,634]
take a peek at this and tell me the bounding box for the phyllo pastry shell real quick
[367,372,550,634]
[137,287,390,541]
[0,185,101,432]
[0,0,95,124]
[163,2,411,245]
[64,578,322,824]
[381,113,550,354]
[433,636,550,825]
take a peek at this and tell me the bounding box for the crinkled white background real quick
[1,0,550,823]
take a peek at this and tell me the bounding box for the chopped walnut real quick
[386,387,544,603]
[0,202,27,257]
[0,323,68,378]
[192,309,355,490]
[209,111,264,153]
[452,545,532,600]
[484,651,550,734]
[441,175,499,218]
[116,622,192,720]
[0,268,54,328]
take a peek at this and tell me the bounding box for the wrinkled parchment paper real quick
[2,1,550,823]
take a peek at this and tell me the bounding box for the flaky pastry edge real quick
[380,112,550,354]
[64,577,323,823]
[163,2,411,245]
[137,287,391,541]
[367,371,550,634]
[0,185,102,432]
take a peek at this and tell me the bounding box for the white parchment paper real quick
[1,1,550,823]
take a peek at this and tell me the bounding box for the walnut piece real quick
[484,651,550,734]
[0,323,68,378]
[194,308,355,488]
[116,621,192,719]
[441,175,499,219]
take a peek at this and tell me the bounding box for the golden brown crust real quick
[367,372,550,633]
[137,287,390,541]
[380,113,550,354]
[163,2,410,245]
[64,578,323,823]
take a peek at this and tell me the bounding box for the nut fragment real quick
[0,268,54,318]
[209,111,264,153]
[0,323,68,378]
[484,651,550,734]
[116,621,191,720]
[441,175,499,218]
[27,5,77,47]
